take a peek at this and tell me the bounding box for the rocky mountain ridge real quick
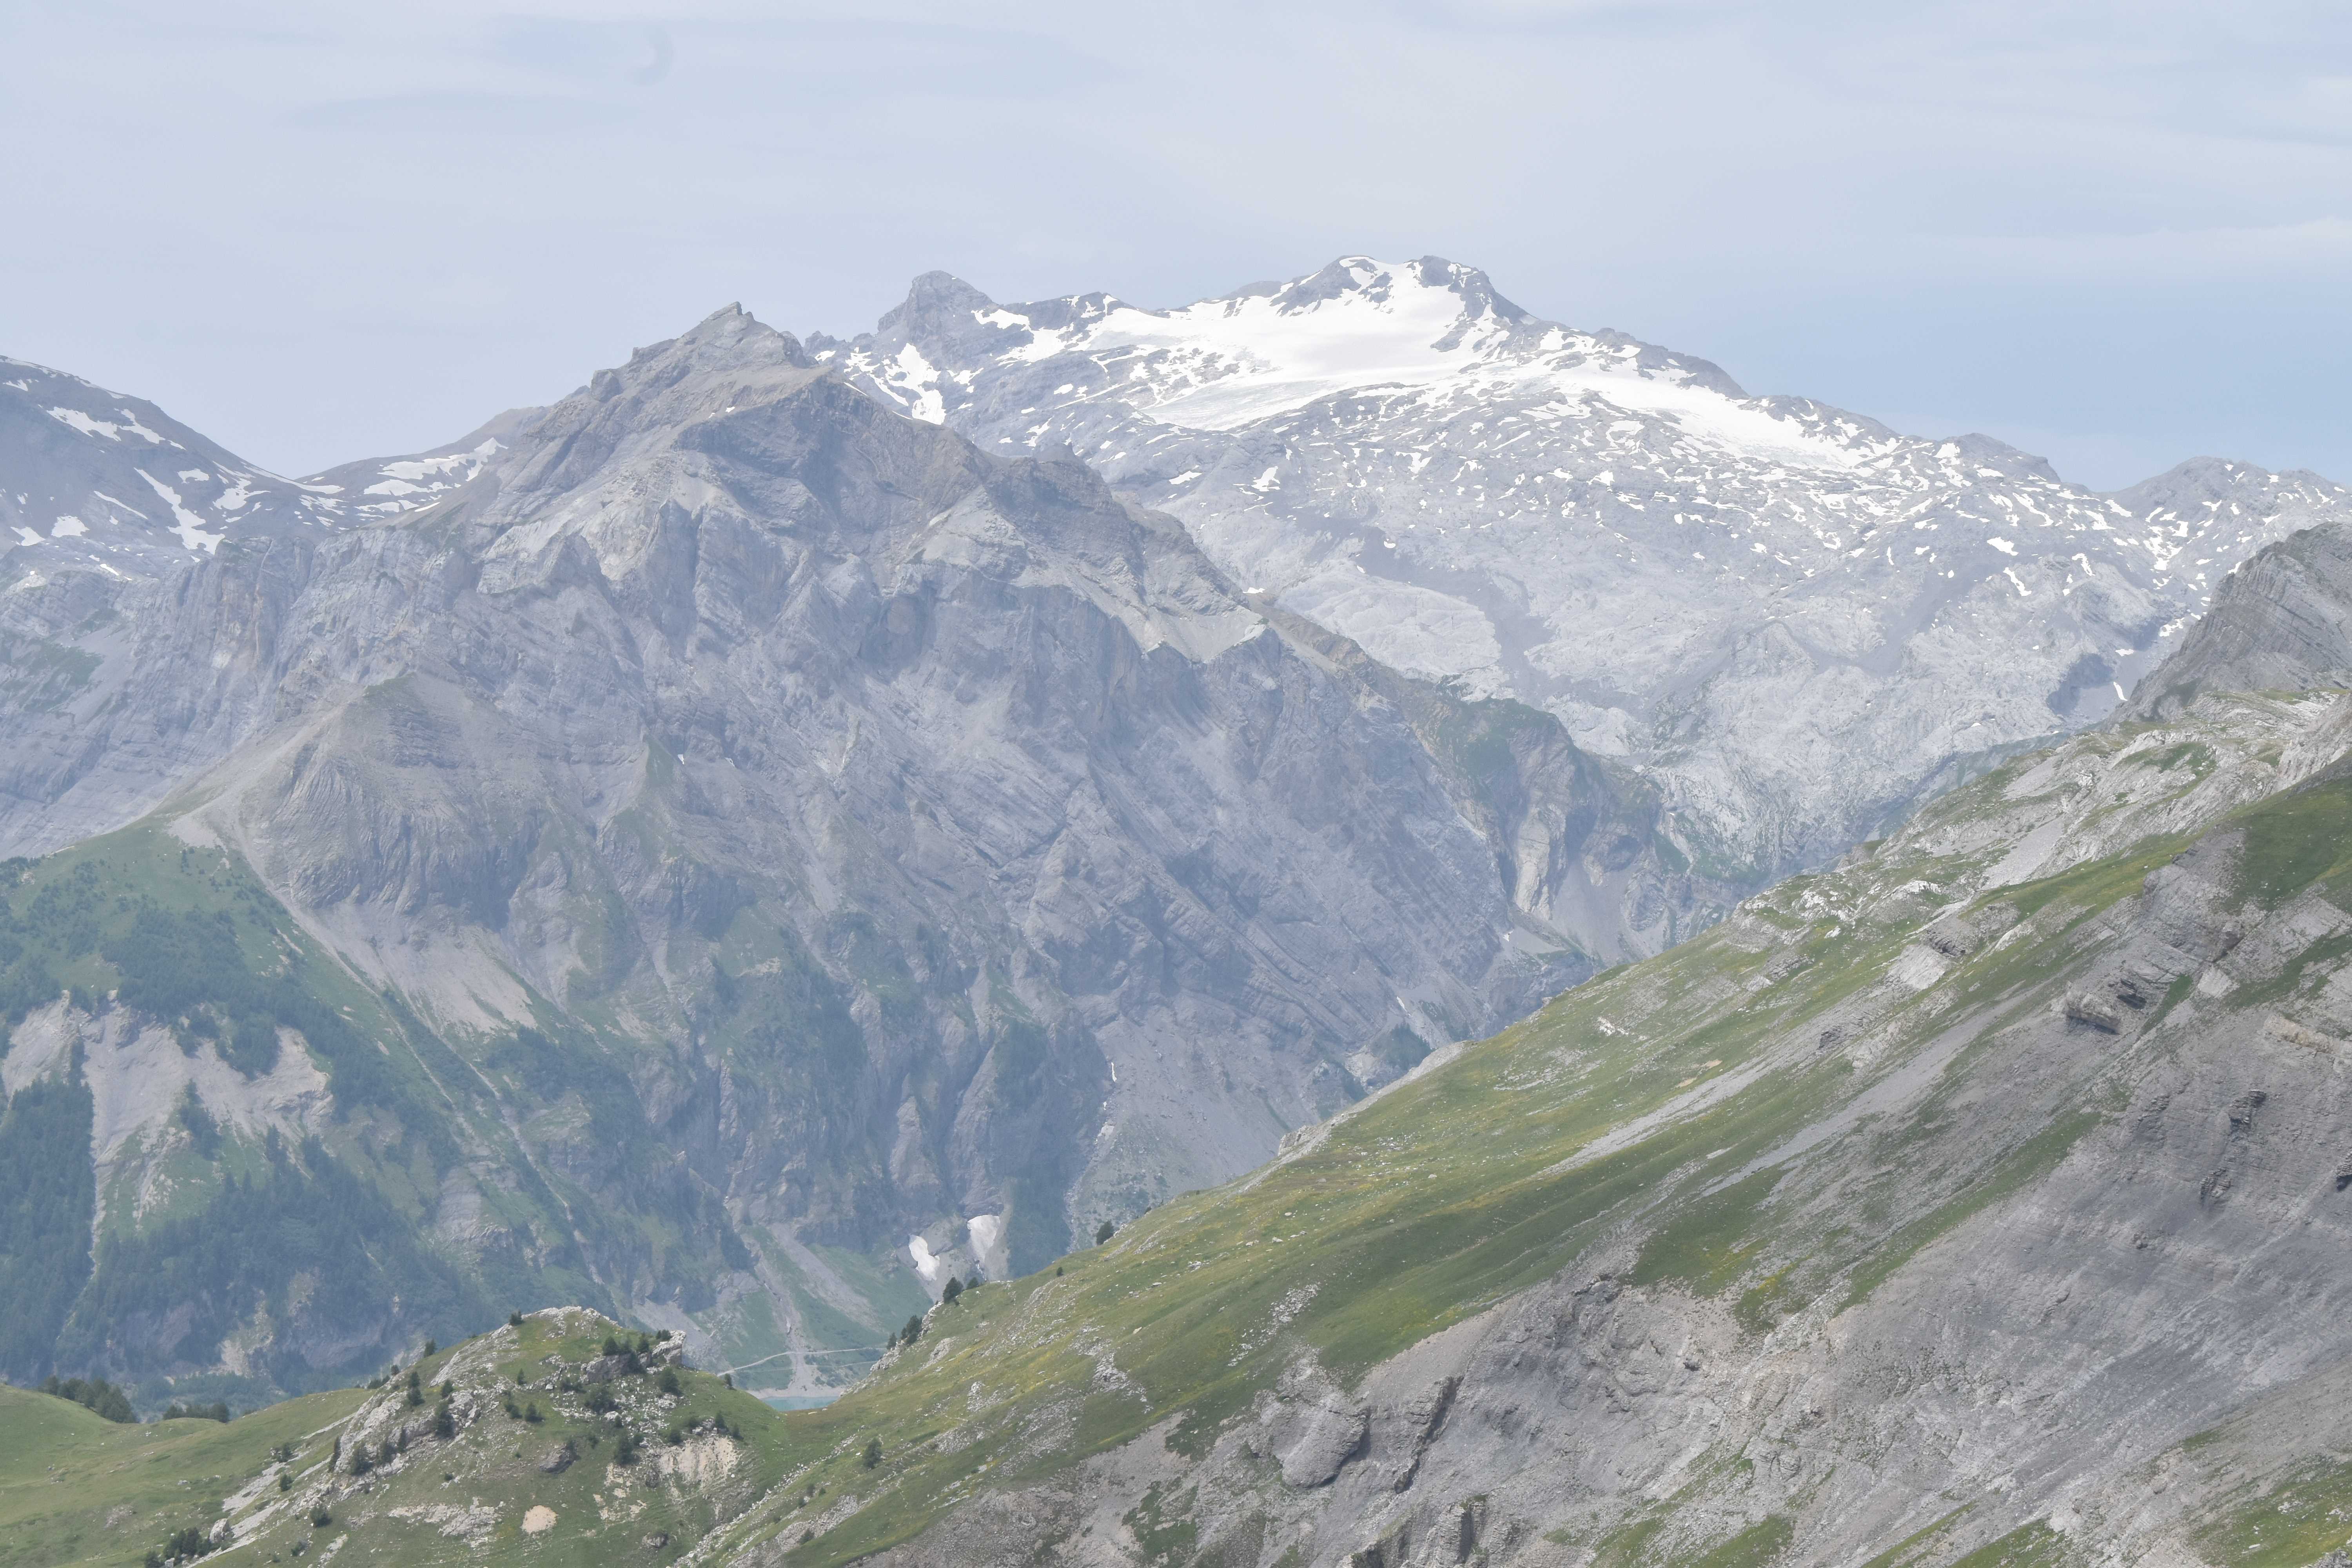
[0,356,543,583]
[811,256,2352,879]
[0,355,342,577]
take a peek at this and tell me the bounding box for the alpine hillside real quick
[666,516,2352,1568]
[30,520,2352,1568]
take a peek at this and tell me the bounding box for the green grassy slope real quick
[1,1310,820,1568]
[0,1385,365,1568]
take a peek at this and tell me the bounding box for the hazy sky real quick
[4,1,2347,487]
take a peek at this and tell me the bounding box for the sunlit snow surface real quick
[965,1213,1008,1281]
[906,1235,947,1290]
[1031,270,1865,473]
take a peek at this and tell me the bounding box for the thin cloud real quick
[1940,218,2352,283]
[288,92,638,132]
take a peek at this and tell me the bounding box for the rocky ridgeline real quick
[164,1308,773,1566]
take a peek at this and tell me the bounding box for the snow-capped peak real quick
[815,254,2352,888]
[834,254,1779,441]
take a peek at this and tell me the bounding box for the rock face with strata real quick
[2130,519,2352,718]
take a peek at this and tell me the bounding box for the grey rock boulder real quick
[1256,1359,1371,1488]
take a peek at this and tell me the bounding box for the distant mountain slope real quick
[2130,519,2352,719]
[0,309,1731,1403]
[301,403,545,520]
[694,529,2352,1567]
[0,356,348,577]
[29,687,2352,1567]
[811,257,2352,880]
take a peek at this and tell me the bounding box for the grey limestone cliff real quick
[2131,519,2352,719]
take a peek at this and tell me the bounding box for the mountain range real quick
[3,252,2349,1477]
[0,293,1716,1408]
[16,432,2352,1568]
[811,256,2352,878]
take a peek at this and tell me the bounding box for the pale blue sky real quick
[3,1,2347,487]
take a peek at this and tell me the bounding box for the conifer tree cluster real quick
[35,1373,132,1422]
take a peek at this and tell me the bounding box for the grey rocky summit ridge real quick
[0,305,1728,1396]
[2130,516,2352,719]
[812,256,2352,880]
